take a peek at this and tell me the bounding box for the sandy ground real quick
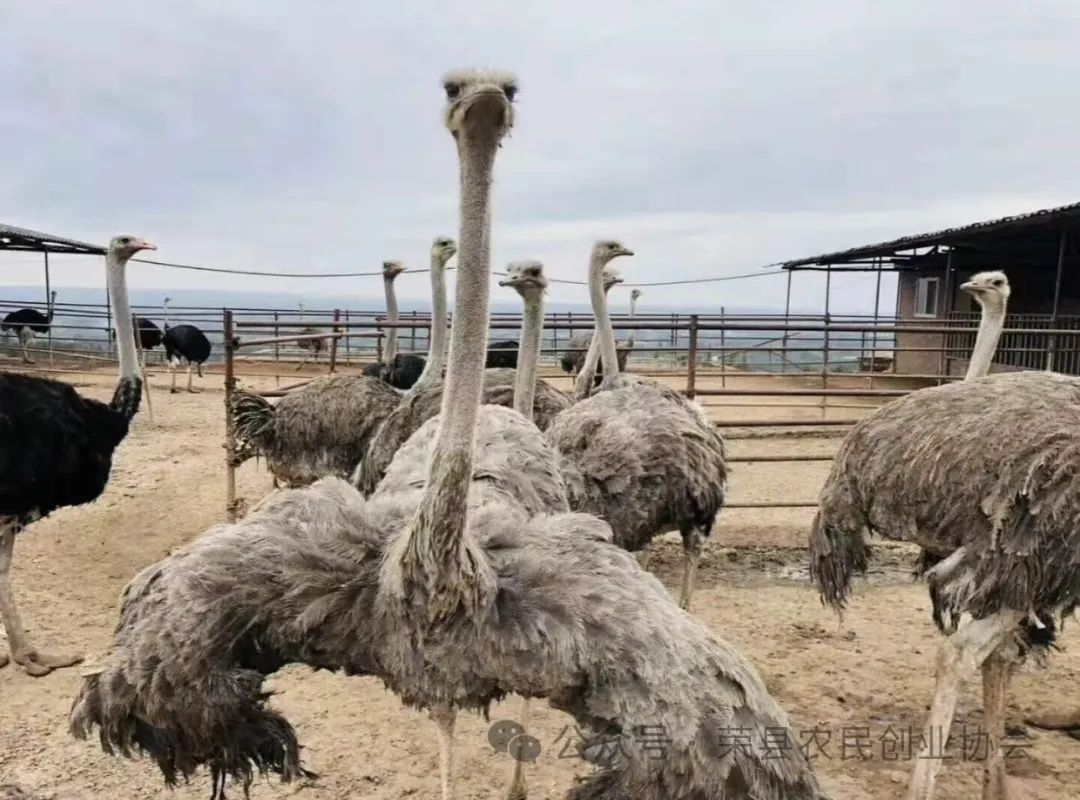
[1,364,1078,799]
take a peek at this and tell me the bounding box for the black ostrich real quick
[136,317,163,353]
[361,353,425,390]
[0,235,152,676]
[161,297,212,393]
[1,291,57,364]
[485,339,519,368]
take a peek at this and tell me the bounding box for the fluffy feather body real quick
[163,324,211,375]
[546,375,728,552]
[0,372,140,523]
[353,367,571,494]
[361,352,426,390]
[71,406,821,800]
[559,333,631,376]
[811,370,1080,632]
[1,307,51,336]
[231,375,402,486]
[135,317,163,351]
[485,340,520,368]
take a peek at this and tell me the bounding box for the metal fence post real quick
[329,308,341,373]
[223,309,239,521]
[687,314,699,398]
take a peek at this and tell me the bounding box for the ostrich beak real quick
[960,281,976,293]
[617,247,635,258]
[136,239,158,252]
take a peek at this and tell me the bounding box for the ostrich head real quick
[593,239,634,267]
[960,270,1010,310]
[631,288,642,302]
[442,69,517,142]
[602,266,624,292]
[498,260,547,298]
[109,235,157,258]
[382,260,406,280]
[431,236,458,265]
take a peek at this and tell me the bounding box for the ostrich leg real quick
[169,359,179,393]
[20,332,33,364]
[505,698,531,800]
[981,649,1015,800]
[0,521,83,676]
[186,364,199,393]
[430,703,456,800]
[906,611,1022,800]
[678,524,705,610]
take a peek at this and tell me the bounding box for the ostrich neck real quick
[574,284,613,398]
[627,295,638,346]
[383,276,400,365]
[163,302,169,328]
[47,294,55,323]
[965,301,1006,380]
[408,254,448,396]
[591,257,621,388]
[514,290,543,419]
[106,253,139,384]
[405,132,498,602]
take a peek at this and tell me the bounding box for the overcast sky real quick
[1,1,1077,311]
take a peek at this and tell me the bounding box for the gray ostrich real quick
[560,281,637,381]
[807,272,1079,800]
[293,303,326,370]
[230,243,456,486]
[352,256,570,494]
[546,240,728,610]
[70,69,823,800]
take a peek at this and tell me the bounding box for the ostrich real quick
[162,297,212,393]
[558,280,635,381]
[0,235,151,676]
[352,251,570,495]
[2,290,56,364]
[134,316,163,356]
[230,241,458,487]
[293,303,326,370]
[70,69,823,800]
[545,241,728,610]
[806,272,1076,800]
[484,339,520,368]
[361,261,427,389]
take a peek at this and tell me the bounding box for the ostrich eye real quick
[119,237,130,244]
[993,279,1003,286]
[503,84,517,101]
[444,82,461,100]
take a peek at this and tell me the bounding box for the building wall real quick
[895,267,946,375]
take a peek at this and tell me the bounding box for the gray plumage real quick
[69,407,822,800]
[547,375,728,608]
[230,375,402,486]
[560,334,631,376]
[810,370,1080,631]
[353,367,571,495]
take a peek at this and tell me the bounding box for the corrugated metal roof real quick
[0,223,105,255]
[777,201,1080,269]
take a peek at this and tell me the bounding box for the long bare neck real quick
[409,255,448,396]
[163,301,169,328]
[47,293,56,323]
[965,299,1006,380]
[627,294,638,346]
[591,259,620,389]
[514,290,544,419]
[106,252,140,419]
[405,132,498,615]
[383,276,400,365]
[574,281,614,398]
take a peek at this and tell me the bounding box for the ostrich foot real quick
[11,648,83,677]
[187,388,201,394]
[170,387,180,394]
[0,652,8,668]
[21,358,34,365]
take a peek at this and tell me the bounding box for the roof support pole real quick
[781,268,792,374]
[938,248,954,384]
[1047,228,1068,372]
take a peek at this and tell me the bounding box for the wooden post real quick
[870,257,882,386]
[329,308,341,373]
[410,310,417,355]
[938,249,954,384]
[44,251,54,366]
[344,309,352,364]
[686,314,699,399]
[223,309,239,521]
[822,265,832,418]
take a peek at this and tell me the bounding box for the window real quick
[914,276,940,318]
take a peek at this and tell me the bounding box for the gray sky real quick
[1,0,1077,311]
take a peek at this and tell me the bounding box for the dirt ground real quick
[1,364,1078,799]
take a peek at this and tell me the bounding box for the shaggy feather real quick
[559,333,631,376]
[546,376,728,552]
[361,353,426,390]
[354,368,571,495]
[812,371,1080,634]
[229,375,402,486]
[71,406,820,799]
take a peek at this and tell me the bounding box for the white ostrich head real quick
[109,235,156,259]
[442,69,517,141]
[602,266,624,292]
[630,288,642,301]
[960,270,1010,310]
[382,260,406,280]
[498,260,547,297]
[431,236,458,264]
[593,240,634,267]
